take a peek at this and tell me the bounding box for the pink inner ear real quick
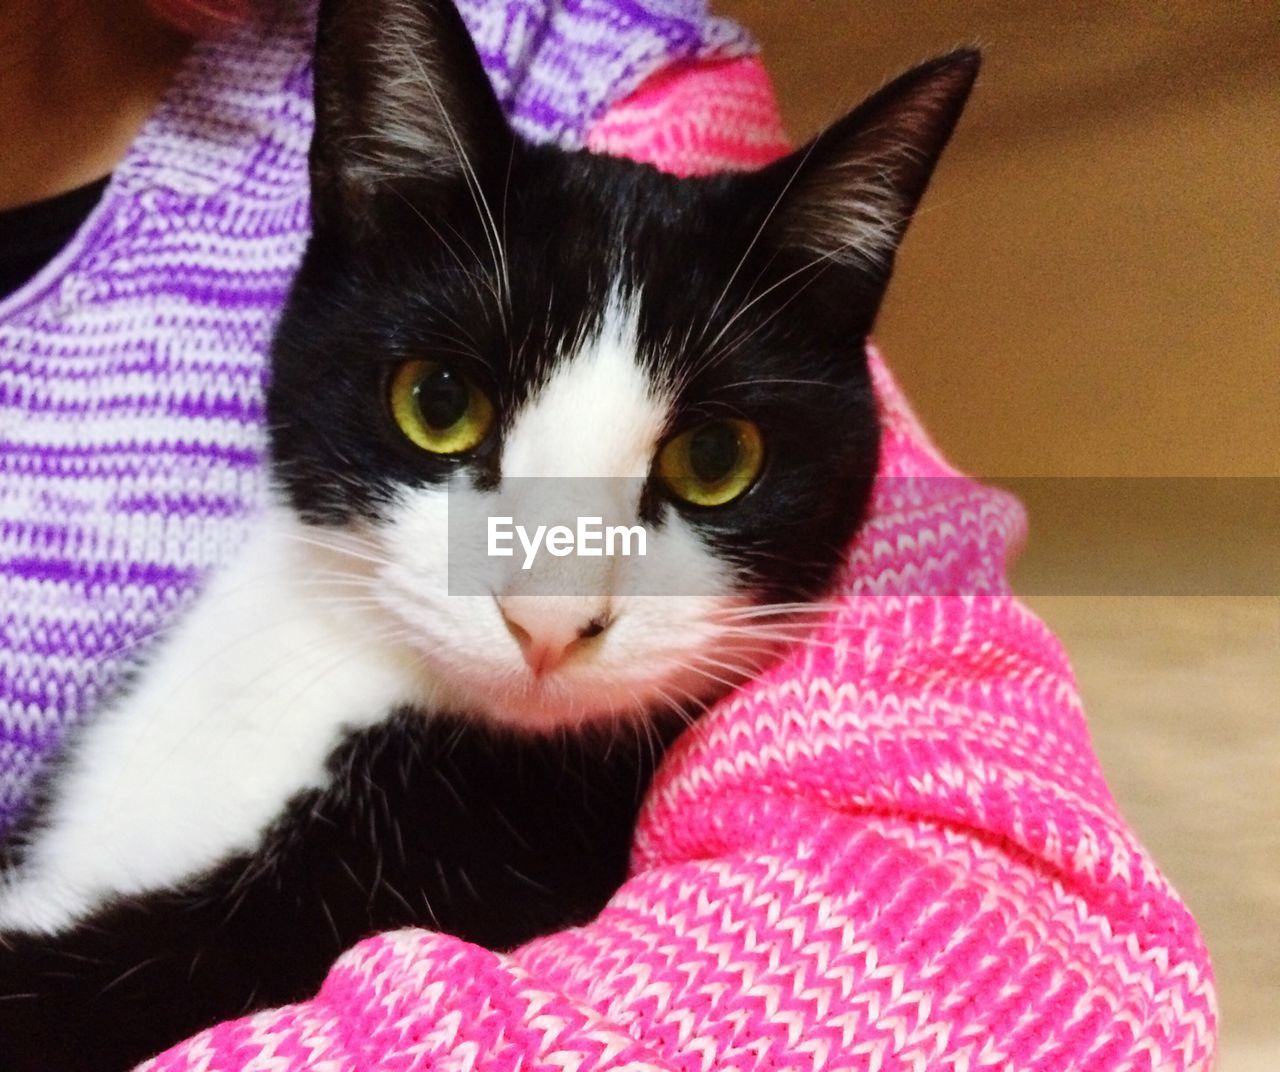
[584,57,791,178]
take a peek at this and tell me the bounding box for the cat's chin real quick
[440,675,690,736]
[418,655,739,736]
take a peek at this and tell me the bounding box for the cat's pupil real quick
[689,422,742,485]
[416,366,469,430]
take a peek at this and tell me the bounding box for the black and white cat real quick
[0,0,978,1067]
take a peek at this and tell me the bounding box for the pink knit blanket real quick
[140,59,1216,1072]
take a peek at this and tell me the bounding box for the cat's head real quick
[267,0,978,732]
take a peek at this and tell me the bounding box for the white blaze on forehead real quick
[502,291,670,479]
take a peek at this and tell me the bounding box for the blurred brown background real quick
[717,2,1279,1068]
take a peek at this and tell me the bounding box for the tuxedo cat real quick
[0,0,978,1066]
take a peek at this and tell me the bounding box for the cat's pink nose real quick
[496,596,613,677]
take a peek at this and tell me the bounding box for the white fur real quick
[0,507,432,934]
[345,0,468,184]
[788,148,909,271]
[502,295,665,481]
[0,289,776,933]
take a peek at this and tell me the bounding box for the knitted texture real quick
[584,58,789,175]
[0,5,1217,1070]
[137,352,1218,1072]
[455,0,753,146]
[0,0,751,834]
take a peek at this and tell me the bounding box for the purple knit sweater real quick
[0,0,752,832]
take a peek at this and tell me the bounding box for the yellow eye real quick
[389,360,495,454]
[657,418,764,507]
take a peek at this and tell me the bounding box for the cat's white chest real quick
[0,508,428,934]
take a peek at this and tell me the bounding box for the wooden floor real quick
[717,3,1280,1063]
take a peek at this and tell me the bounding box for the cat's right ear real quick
[310,0,512,236]
[759,50,980,297]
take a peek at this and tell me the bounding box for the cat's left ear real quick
[762,49,980,288]
[309,0,513,235]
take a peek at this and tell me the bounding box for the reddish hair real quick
[147,0,270,38]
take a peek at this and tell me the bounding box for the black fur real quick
[0,0,978,1065]
[0,713,684,1071]
[273,145,891,600]
[272,2,978,602]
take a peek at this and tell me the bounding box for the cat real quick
[0,0,978,1067]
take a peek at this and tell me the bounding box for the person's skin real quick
[0,1,191,211]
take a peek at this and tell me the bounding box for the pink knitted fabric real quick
[140,60,1217,1072]
[585,57,789,174]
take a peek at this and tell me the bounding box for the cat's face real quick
[267,0,978,731]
